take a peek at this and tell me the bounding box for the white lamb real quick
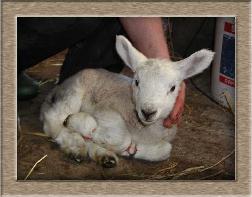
[40,35,214,168]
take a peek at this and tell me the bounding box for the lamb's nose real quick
[141,109,157,120]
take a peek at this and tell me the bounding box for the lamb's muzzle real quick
[141,109,157,121]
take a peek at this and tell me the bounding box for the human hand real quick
[163,81,186,128]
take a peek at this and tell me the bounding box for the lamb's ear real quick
[116,35,147,72]
[175,49,215,79]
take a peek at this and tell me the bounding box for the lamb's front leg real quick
[128,124,174,162]
[133,140,172,162]
[144,120,177,143]
[162,126,177,143]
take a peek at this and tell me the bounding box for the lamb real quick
[40,35,214,168]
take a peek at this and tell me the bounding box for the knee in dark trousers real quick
[17,17,125,81]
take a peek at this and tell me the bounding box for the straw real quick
[23,131,49,138]
[24,154,48,180]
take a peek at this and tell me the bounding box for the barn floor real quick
[17,50,235,180]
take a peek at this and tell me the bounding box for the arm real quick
[119,17,170,59]
[119,17,185,128]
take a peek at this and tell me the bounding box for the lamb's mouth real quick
[135,109,157,125]
[141,119,155,125]
[139,114,157,125]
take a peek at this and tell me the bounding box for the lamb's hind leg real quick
[55,129,89,162]
[62,112,118,168]
[56,129,118,168]
[86,141,119,168]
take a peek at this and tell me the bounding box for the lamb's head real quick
[116,35,215,125]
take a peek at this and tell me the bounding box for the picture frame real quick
[1,1,251,196]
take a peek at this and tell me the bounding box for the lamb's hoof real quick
[68,153,84,163]
[74,156,84,163]
[101,156,117,168]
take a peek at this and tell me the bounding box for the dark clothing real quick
[17,17,125,83]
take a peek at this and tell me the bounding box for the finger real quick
[171,89,185,118]
[164,82,186,127]
[164,112,182,127]
[177,116,183,127]
[170,114,179,124]
[170,104,184,122]
[170,82,186,120]
[164,105,183,126]
[171,105,185,124]
[177,105,184,119]
[163,118,173,128]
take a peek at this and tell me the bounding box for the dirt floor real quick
[17,50,235,180]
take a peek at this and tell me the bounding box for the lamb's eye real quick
[170,86,176,92]
[135,79,139,86]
